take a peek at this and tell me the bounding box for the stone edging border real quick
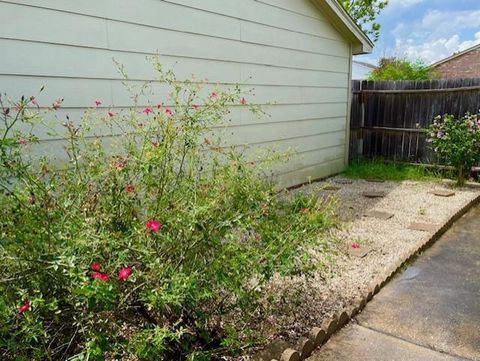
[267,193,480,361]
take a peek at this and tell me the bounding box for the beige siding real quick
[0,0,352,187]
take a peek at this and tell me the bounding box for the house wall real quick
[0,0,352,187]
[352,61,374,80]
[433,48,480,79]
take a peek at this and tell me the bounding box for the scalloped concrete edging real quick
[263,193,480,361]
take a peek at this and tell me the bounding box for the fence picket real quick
[349,78,480,162]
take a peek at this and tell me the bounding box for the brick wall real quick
[433,49,480,79]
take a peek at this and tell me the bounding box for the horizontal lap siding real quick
[0,0,351,187]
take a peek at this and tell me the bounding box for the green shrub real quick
[0,61,337,360]
[427,113,480,184]
[368,57,437,81]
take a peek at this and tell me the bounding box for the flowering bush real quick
[0,61,337,360]
[427,113,480,184]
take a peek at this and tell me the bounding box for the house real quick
[430,43,480,79]
[352,60,377,79]
[0,0,372,188]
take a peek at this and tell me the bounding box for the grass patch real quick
[344,159,446,182]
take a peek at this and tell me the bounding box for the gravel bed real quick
[240,176,480,360]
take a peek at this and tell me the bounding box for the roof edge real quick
[430,43,480,68]
[311,0,374,55]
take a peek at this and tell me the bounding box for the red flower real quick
[164,108,173,116]
[92,272,110,281]
[145,219,162,232]
[157,102,163,109]
[351,242,361,249]
[107,111,116,117]
[18,138,29,146]
[91,262,102,271]
[18,301,30,313]
[211,92,219,98]
[95,99,102,107]
[143,107,153,115]
[118,266,133,281]
[240,97,247,105]
[126,184,135,193]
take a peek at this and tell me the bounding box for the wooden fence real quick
[349,78,480,162]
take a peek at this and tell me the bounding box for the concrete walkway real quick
[308,206,480,361]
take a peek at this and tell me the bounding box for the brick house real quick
[430,43,480,79]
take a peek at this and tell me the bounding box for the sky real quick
[356,0,480,66]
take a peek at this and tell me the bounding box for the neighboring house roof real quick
[353,60,377,69]
[430,43,480,68]
[311,0,374,55]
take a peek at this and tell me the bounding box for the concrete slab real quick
[356,206,480,360]
[306,324,463,361]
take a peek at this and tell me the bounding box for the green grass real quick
[344,159,446,182]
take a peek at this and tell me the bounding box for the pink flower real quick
[113,157,128,171]
[240,97,247,105]
[91,262,102,272]
[118,266,133,281]
[143,107,153,115]
[18,301,30,313]
[30,97,38,106]
[95,99,102,107]
[92,272,111,282]
[145,219,162,232]
[126,184,135,193]
[108,111,116,117]
[192,105,201,110]
[52,98,63,110]
[164,108,173,116]
[157,102,163,109]
[211,92,219,98]
[18,138,29,146]
[351,242,361,249]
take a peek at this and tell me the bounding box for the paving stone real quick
[365,178,386,183]
[430,189,455,197]
[408,222,438,232]
[347,246,372,258]
[323,185,341,191]
[362,191,386,198]
[364,210,394,220]
[334,179,353,184]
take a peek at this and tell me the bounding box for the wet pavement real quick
[308,206,480,361]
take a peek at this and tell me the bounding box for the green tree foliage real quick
[340,0,389,42]
[368,57,438,80]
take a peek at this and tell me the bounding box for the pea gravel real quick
[237,176,480,360]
